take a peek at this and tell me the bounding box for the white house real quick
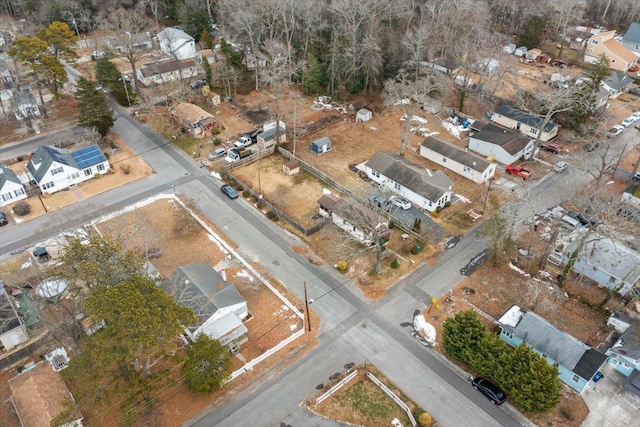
[136,58,198,87]
[601,71,634,99]
[489,105,559,142]
[0,166,27,207]
[157,27,196,60]
[548,229,640,296]
[364,151,453,213]
[161,263,248,349]
[468,122,535,165]
[420,137,496,184]
[605,312,640,396]
[26,145,110,194]
[0,284,28,352]
[317,192,388,244]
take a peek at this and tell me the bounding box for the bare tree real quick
[228,3,264,90]
[550,0,582,58]
[383,70,446,156]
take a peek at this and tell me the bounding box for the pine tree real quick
[182,335,232,394]
[441,310,487,361]
[75,76,115,136]
[202,55,213,88]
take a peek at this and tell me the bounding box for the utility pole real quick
[303,281,311,332]
[121,74,131,106]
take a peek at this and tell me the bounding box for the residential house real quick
[606,312,640,396]
[317,192,388,244]
[601,71,634,98]
[157,27,196,60]
[26,145,110,194]
[548,229,640,296]
[0,165,27,207]
[468,122,535,165]
[419,137,496,184]
[257,120,286,150]
[12,88,40,121]
[171,102,215,136]
[619,184,640,222]
[199,48,217,64]
[0,284,28,352]
[160,263,248,349]
[9,362,83,427]
[488,105,559,142]
[566,27,596,51]
[594,86,610,111]
[584,30,637,72]
[622,22,640,56]
[364,151,453,213]
[136,58,197,87]
[0,59,13,88]
[108,32,153,53]
[498,305,607,393]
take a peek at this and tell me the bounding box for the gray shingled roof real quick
[161,263,245,331]
[0,284,21,334]
[27,146,76,183]
[603,71,633,91]
[139,58,195,78]
[365,151,452,203]
[623,22,640,44]
[610,322,640,364]
[0,165,21,190]
[495,105,558,133]
[421,137,491,172]
[500,308,606,380]
[474,123,533,155]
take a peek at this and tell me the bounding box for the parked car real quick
[561,214,583,229]
[389,195,411,210]
[190,79,207,89]
[245,128,262,144]
[633,172,640,182]
[221,184,239,199]
[472,377,506,405]
[0,212,8,226]
[553,160,568,172]
[584,141,599,152]
[576,212,599,226]
[207,147,227,160]
[233,135,252,149]
[540,143,562,154]
[621,117,635,128]
[372,194,391,211]
[631,112,640,121]
[606,125,625,137]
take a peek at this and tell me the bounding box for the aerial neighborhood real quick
[2,1,640,426]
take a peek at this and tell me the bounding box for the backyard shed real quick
[514,46,528,57]
[283,160,300,176]
[311,137,331,155]
[356,108,372,122]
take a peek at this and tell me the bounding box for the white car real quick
[389,196,411,210]
[606,125,624,137]
[631,111,640,121]
[553,160,568,173]
[621,117,635,128]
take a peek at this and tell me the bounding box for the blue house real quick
[497,305,607,393]
[606,312,640,397]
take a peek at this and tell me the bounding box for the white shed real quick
[514,46,528,57]
[356,108,372,122]
[503,44,516,54]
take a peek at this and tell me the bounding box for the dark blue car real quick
[221,184,239,199]
[472,377,506,405]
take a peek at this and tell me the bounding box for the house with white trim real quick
[26,145,110,194]
[136,58,198,87]
[157,27,196,60]
[601,71,634,99]
[488,105,559,142]
[0,284,28,352]
[364,151,453,213]
[0,166,27,207]
[498,305,607,393]
[317,192,389,244]
[420,137,496,184]
[468,122,535,165]
[606,312,640,397]
[584,30,638,72]
[160,263,248,349]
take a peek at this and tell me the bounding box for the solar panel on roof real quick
[72,145,106,169]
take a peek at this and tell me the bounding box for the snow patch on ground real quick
[210,171,222,180]
[455,194,471,204]
[509,262,530,277]
[21,259,32,269]
[234,269,254,282]
[290,323,298,331]
[401,114,428,124]
[441,121,461,139]
[207,233,229,254]
[14,218,23,223]
[413,315,437,344]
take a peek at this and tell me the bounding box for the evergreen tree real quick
[182,335,232,394]
[495,344,562,413]
[94,58,135,106]
[441,310,487,361]
[75,76,115,136]
[200,28,214,50]
[220,38,243,69]
[583,55,611,91]
[202,55,213,88]
[302,53,327,95]
[466,332,505,378]
[519,16,546,49]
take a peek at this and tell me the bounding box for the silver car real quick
[553,161,568,172]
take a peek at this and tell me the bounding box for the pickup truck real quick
[225,148,253,163]
[506,164,532,180]
[233,135,252,149]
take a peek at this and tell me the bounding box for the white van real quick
[561,215,582,229]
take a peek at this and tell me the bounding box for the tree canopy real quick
[182,334,232,394]
[75,76,115,136]
[9,35,68,94]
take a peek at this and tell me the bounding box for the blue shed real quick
[311,137,331,155]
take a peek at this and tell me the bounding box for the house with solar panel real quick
[27,145,110,194]
[498,305,607,393]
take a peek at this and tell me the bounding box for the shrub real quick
[336,261,348,272]
[418,412,435,427]
[444,201,451,207]
[390,259,399,269]
[228,178,237,187]
[388,220,394,229]
[13,201,31,216]
[120,164,131,174]
[256,200,264,209]
[242,190,250,198]
[410,245,420,255]
[235,185,243,192]
[431,211,439,218]
[265,210,277,220]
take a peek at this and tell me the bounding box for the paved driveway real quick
[582,364,640,427]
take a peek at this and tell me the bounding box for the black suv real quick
[190,79,207,89]
[0,212,8,226]
[472,377,506,405]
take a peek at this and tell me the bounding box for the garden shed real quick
[514,46,528,57]
[283,160,300,176]
[356,108,372,122]
[311,137,331,155]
